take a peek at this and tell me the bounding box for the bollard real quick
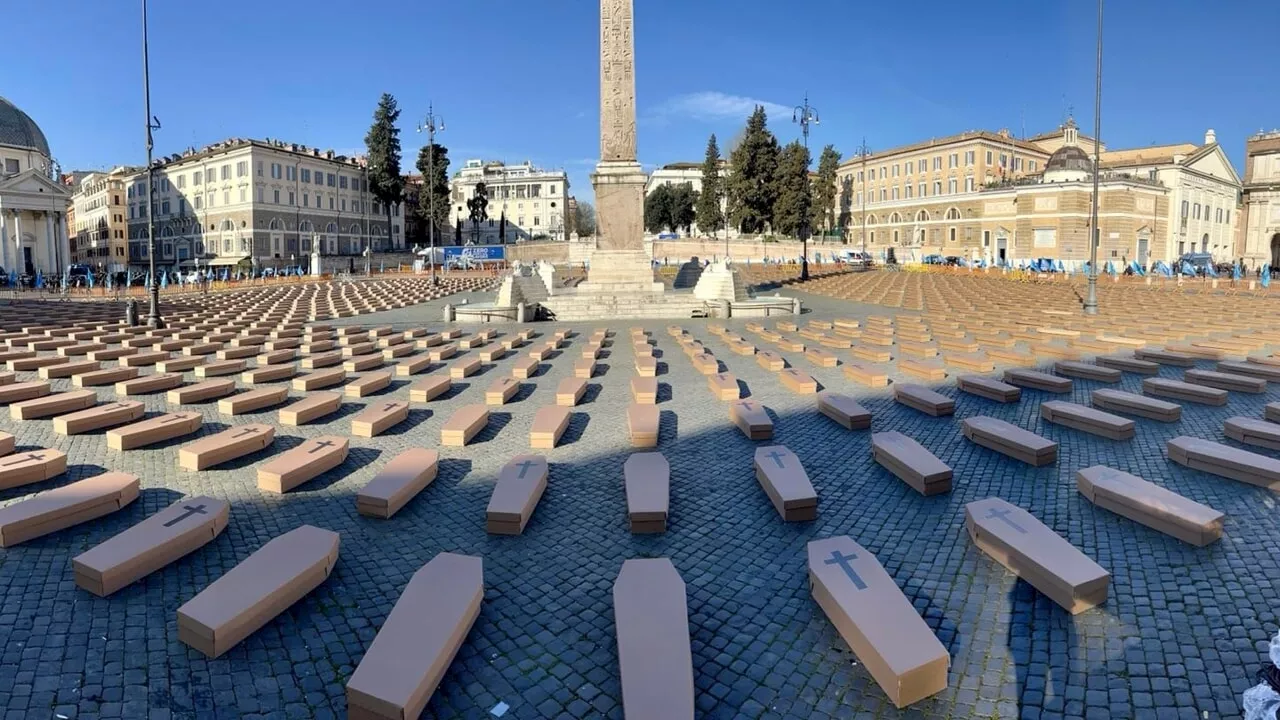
[516,302,527,324]
[442,303,454,322]
[125,299,139,327]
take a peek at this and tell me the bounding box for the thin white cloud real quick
[645,91,791,125]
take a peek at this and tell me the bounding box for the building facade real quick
[645,161,731,237]
[1239,130,1280,268]
[835,119,1233,266]
[124,138,405,273]
[448,160,568,244]
[69,167,132,272]
[0,97,71,276]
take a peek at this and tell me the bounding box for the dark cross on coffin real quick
[163,503,209,527]
[737,401,755,412]
[824,550,868,591]
[515,459,539,479]
[765,450,788,469]
[2,453,45,467]
[986,507,1028,534]
[158,414,191,425]
[231,427,259,438]
[383,402,402,412]
[307,440,336,454]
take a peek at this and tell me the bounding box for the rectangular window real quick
[948,179,957,194]
[193,171,203,185]
[240,188,246,203]
[207,192,214,207]
[273,189,280,204]
[257,161,264,176]
[892,165,899,178]
[329,197,335,210]
[964,177,974,192]
[1181,200,1189,217]
[303,194,309,207]
[918,182,925,197]
[1030,160,1037,172]
[341,199,347,212]
[530,184,541,197]
[176,175,185,189]
[236,161,247,177]
[549,184,557,195]
[880,189,886,202]
[218,164,228,181]
[327,173,336,187]
[933,181,942,195]
[965,150,975,166]
[516,185,527,198]
[301,169,311,183]
[178,198,185,214]
[533,216,540,226]
[868,169,875,181]
[986,150,993,164]
[223,190,230,205]
[287,166,296,181]
[272,163,282,179]
[1193,203,1200,219]
[194,196,203,210]
[999,153,1008,168]
[905,185,912,199]
[949,153,958,168]
[933,156,941,171]
[288,191,295,206]
[1226,210,1230,225]
[339,175,348,189]
[314,170,323,185]
[161,200,170,215]
[918,159,927,173]
[983,230,991,247]
[256,187,264,203]
[891,187,898,200]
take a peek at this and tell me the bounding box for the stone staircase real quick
[540,291,709,321]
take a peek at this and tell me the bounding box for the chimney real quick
[1204,128,1216,145]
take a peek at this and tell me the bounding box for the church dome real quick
[1045,144,1092,174]
[0,97,51,158]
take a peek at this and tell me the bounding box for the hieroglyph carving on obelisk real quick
[600,0,637,163]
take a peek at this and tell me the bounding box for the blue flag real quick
[160,271,169,289]
[1205,263,1218,278]
[1263,265,1272,288]
[86,270,95,289]
[1233,264,1242,280]
[35,270,43,289]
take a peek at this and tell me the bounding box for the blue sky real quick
[4,0,1278,202]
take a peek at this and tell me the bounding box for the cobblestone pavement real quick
[0,283,1271,719]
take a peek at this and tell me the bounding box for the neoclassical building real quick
[0,97,71,276]
[448,159,570,243]
[1239,130,1280,267]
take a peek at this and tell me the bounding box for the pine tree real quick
[364,93,403,251]
[672,183,699,234]
[694,134,724,235]
[814,144,842,234]
[726,106,780,234]
[771,141,812,238]
[414,142,451,244]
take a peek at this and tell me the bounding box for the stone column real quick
[56,212,70,271]
[13,212,23,273]
[0,210,8,271]
[45,212,56,273]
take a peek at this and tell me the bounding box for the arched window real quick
[1201,233,1209,254]
[268,218,283,231]
[349,223,361,235]
[915,209,929,223]
[945,207,961,220]
[299,220,314,233]
[220,219,235,231]
[889,212,901,224]
[327,223,338,233]
[866,214,878,225]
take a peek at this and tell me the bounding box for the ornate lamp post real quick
[141,0,163,328]
[416,105,445,286]
[1084,0,1104,315]
[792,94,820,281]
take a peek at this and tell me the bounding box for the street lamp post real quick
[853,138,871,256]
[141,0,163,328]
[792,94,819,281]
[416,105,445,286]
[1084,0,1104,316]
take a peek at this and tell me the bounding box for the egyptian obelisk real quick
[581,0,662,292]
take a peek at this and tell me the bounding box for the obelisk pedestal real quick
[579,0,662,294]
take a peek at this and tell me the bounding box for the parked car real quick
[1178,252,1214,272]
[840,250,874,268]
[885,248,898,266]
[922,254,945,265]
[943,256,963,266]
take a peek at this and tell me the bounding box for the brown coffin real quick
[0,380,51,403]
[805,347,838,368]
[729,399,772,441]
[242,364,298,385]
[573,358,597,379]
[1167,435,1280,491]
[631,376,657,404]
[55,400,144,435]
[256,349,297,365]
[1094,355,1160,375]
[1076,466,1223,546]
[176,525,339,658]
[850,344,892,363]
[1040,401,1135,440]
[357,449,439,519]
[345,370,393,398]
[956,375,1021,403]
[279,392,342,426]
[1003,369,1072,393]
[0,471,138,547]
[779,368,818,395]
[893,384,954,417]
[707,372,738,401]
[478,347,506,363]
[448,357,481,379]
[1183,369,1266,394]
[624,452,669,533]
[627,403,659,448]
[1133,348,1196,367]
[897,341,938,359]
[9,355,68,373]
[690,353,718,376]
[1053,361,1121,383]
[987,347,1036,367]
[613,558,695,720]
[395,355,432,376]
[1218,360,1280,382]
[0,448,68,490]
[301,351,344,369]
[511,356,539,379]
[216,346,257,360]
[107,412,202,450]
[556,377,587,407]
[753,446,817,521]
[352,400,409,438]
[899,358,946,382]
[634,355,657,377]
[530,405,571,449]
[156,356,205,373]
[179,424,275,470]
[409,375,451,402]
[486,454,548,534]
[72,495,230,596]
[11,389,96,420]
[965,497,1109,614]
[816,391,871,430]
[167,378,236,405]
[1225,416,1280,451]
[428,343,457,362]
[807,536,948,707]
[441,405,489,447]
[756,351,786,372]
[962,416,1057,466]
[293,368,347,391]
[344,354,386,373]
[1090,389,1181,421]
[115,372,184,397]
[258,436,349,492]
[219,386,289,415]
[485,377,519,406]
[346,553,484,720]
[39,359,100,379]
[843,362,889,388]
[1141,378,1227,406]
[870,431,952,496]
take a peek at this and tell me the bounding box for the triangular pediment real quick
[0,169,72,199]
[1185,144,1241,186]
